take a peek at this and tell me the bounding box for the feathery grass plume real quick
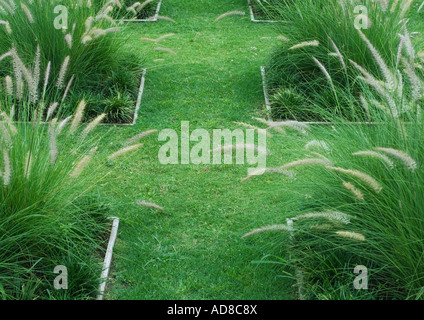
[374,147,417,171]
[401,26,415,63]
[396,34,404,68]
[2,147,11,187]
[253,117,286,134]
[84,16,93,33]
[108,143,143,161]
[329,37,346,71]
[48,121,58,165]
[310,151,332,162]
[305,140,330,152]
[0,20,11,34]
[353,150,395,168]
[0,0,13,14]
[342,181,365,201]
[359,78,398,118]
[70,147,97,178]
[42,61,51,98]
[97,5,114,18]
[391,0,400,13]
[0,111,16,135]
[358,29,396,91]
[70,100,86,134]
[400,0,414,17]
[20,2,34,23]
[140,37,156,42]
[277,35,289,41]
[211,144,268,155]
[313,56,336,94]
[136,200,164,211]
[61,75,74,104]
[293,211,351,224]
[30,45,40,102]
[10,48,34,91]
[242,167,296,182]
[335,231,365,242]
[0,50,12,61]
[359,94,371,120]
[266,121,309,135]
[289,40,319,50]
[81,113,106,139]
[281,158,332,169]
[24,151,32,179]
[0,122,12,146]
[154,47,177,56]
[155,33,175,42]
[65,34,72,49]
[233,121,272,137]
[375,0,389,11]
[153,58,164,62]
[136,0,153,12]
[419,1,424,13]
[91,27,121,40]
[310,223,334,231]
[155,15,176,23]
[350,58,399,117]
[5,75,13,96]
[124,129,158,146]
[242,224,291,238]
[214,11,245,22]
[102,0,122,10]
[401,57,423,102]
[126,6,136,15]
[56,56,70,89]
[327,166,382,193]
[57,115,72,135]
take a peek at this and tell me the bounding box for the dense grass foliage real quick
[246,14,424,299]
[0,51,150,298]
[0,0,144,123]
[0,99,107,299]
[265,0,423,120]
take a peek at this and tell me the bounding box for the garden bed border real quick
[248,0,283,23]
[116,0,163,22]
[0,68,147,127]
[97,216,120,300]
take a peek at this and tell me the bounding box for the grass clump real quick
[0,0,144,123]
[0,52,153,299]
[244,27,424,299]
[264,0,423,120]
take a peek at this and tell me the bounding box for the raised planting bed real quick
[97,217,120,300]
[260,67,378,125]
[115,0,163,22]
[0,69,147,127]
[248,0,283,23]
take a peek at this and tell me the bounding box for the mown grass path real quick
[103,0,301,299]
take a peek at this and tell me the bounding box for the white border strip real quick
[260,66,381,125]
[117,0,162,22]
[248,0,283,23]
[260,66,272,121]
[97,216,120,300]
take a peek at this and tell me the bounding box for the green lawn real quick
[95,0,311,300]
